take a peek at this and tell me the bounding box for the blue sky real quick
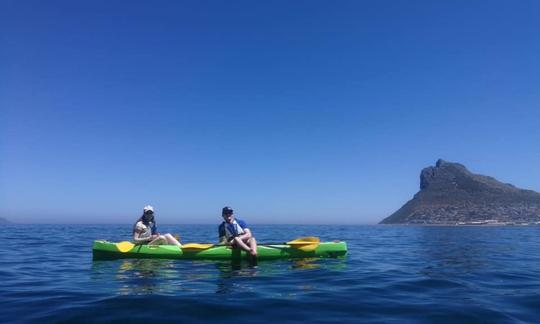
[1,1,539,224]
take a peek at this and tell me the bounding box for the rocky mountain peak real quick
[381,159,540,224]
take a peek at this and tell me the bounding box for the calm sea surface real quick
[1,224,540,323]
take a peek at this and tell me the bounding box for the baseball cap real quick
[143,205,154,213]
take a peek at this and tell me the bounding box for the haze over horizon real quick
[1,1,539,225]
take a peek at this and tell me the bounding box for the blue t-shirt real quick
[219,219,248,241]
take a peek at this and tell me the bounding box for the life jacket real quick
[221,219,247,241]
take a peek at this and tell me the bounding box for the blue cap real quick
[222,206,233,215]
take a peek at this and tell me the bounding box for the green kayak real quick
[92,240,347,261]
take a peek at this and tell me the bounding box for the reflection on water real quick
[214,258,346,295]
[91,257,346,297]
[117,259,177,278]
[116,259,179,295]
[291,258,321,270]
[215,260,258,277]
[215,260,259,294]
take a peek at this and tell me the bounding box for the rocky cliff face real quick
[380,159,540,224]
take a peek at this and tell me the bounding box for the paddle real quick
[180,237,321,252]
[116,241,136,252]
[181,243,214,250]
[277,236,320,252]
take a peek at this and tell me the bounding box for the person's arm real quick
[238,228,252,241]
[133,229,153,244]
[237,220,252,241]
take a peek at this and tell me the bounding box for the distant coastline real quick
[0,217,11,224]
[381,221,540,226]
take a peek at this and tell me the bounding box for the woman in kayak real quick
[133,205,182,246]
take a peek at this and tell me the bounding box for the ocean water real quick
[1,224,540,323]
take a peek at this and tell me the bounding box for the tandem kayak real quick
[92,240,347,261]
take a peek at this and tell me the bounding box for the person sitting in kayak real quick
[133,205,182,247]
[218,206,257,257]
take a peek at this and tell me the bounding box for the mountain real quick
[380,159,540,224]
[0,217,11,224]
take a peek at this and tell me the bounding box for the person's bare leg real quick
[149,235,166,245]
[248,237,257,256]
[164,233,182,247]
[247,237,258,266]
[233,237,252,253]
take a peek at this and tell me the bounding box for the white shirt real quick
[134,221,153,239]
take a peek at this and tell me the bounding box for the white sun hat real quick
[143,205,154,213]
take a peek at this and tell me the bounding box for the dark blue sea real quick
[1,224,540,323]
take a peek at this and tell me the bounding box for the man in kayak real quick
[218,206,257,258]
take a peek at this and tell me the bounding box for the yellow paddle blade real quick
[294,244,319,252]
[116,241,135,252]
[286,237,320,252]
[181,243,214,250]
[287,237,320,244]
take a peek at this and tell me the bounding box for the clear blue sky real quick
[1,1,539,224]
